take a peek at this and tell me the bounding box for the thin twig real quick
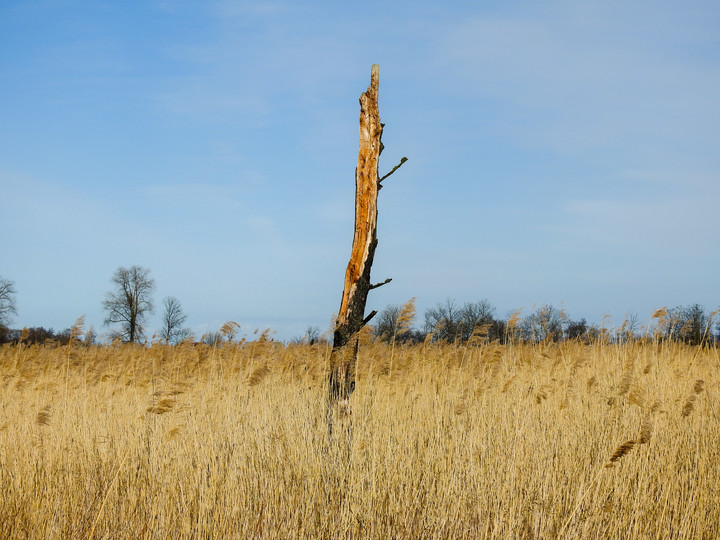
[369,278,392,290]
[378,157,408,185]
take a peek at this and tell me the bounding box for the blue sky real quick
[1,0,719,341]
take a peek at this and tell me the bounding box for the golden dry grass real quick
[0,339,718,538]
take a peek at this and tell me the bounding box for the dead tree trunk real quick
[328,64,406,406]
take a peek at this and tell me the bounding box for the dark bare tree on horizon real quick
[103,266,155,344]
[159,296,191,344]
[0,276,17,326]
[0,276,17,343]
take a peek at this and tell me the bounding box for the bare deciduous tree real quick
[0,276,17,328]
[102,266,155,343]
[424,299,463,343]
[159,296,191,344]
[459,300,497,341]
[374,304,401,343]
[520,304,567,342]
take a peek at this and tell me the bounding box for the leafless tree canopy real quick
[0,276,17,328]
[374,304,401,343]
[424,299,464,342]
[159,296,190,344]
[102,266,155,344]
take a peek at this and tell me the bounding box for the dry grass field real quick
[0,338,718,538]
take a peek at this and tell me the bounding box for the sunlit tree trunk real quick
[328,64,384,406]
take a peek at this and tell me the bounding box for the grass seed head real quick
[681,394,697,418]
[638,415,654,444]
[651,307,667,320]
[396,297,416,335]
[147,398,175,415]
[35,405,52,427]
[248,364,271,387]
[607,440,637,467]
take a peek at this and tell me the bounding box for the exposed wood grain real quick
[330,65,383,404]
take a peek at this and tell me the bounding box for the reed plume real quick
[220,321,241,342]
[681,395,697,418]
[638,415,654,444]
[69,315,85,343]
[681,380,705,417]
[35,405,52,426]
[645,307,667,340]
[396,297,416,336]
[606,440,637,467]
[248,364,271,386]
[618,355,634,396]
[506,309,522,342]
[147,398,175,415]
[628,384,646,408]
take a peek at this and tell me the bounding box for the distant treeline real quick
[288,300,719,347]
[365,300,719,346]
[1,302,718,347]
[3,269,717,347]
[0,326,95,346]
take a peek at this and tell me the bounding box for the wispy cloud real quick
[561,191,719,253]
[431,2,720,162]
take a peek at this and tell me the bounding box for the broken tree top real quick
[336,64,383,330]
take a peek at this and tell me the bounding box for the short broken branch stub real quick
[369,278,392,290]
[379,157,408,186]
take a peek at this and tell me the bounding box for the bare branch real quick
[361,310,378,327]
[378,156,408,187]
[369,278,392,290]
